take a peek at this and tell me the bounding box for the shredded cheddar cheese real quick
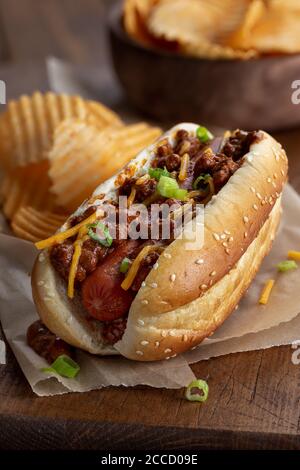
[179,153,189,182]
[35,212,98,249]
[288,251,300,261]
[121,245,162,291]
[127,186,136,208]
[259,279,275,305]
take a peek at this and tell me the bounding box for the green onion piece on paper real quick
[42,355,80,378]
[277,260,297,272]
[88,221,113,247]
[148,167,170,181]
[196,126,214,143]
[185,379,209,402]
[120,257,132,274]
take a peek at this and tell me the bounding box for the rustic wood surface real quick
[0,0,300,451]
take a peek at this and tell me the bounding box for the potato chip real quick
[147,0,254,47]
[11,206,67,243]
[1,161,56,219]
[0,92,122,169]
[226,0,300,53]
[123,0,158,44]
[48,120,162,211]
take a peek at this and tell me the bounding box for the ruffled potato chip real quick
[11,206,67,243]
[1,161,56,220]
[48,120,162,211]
[0,92,122,169]
[147,0,254,47]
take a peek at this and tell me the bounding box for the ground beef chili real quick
[27,320,74,364]
[47,127,261,346]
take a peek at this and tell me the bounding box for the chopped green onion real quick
[277,260,297,272]
[88,221,113,247]
[185,379,209,402]
[148,167,170,181]
[192,173,211,190]
[120,257,132,274]
[42,355,80,378]
[196,126,214,143]
[157,175,178,196]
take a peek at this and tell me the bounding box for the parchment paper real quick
[0,185,300,395]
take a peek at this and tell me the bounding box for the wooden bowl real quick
[109,3,300,131]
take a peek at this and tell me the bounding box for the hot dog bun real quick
[32,124,288,361]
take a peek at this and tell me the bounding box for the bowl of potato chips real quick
[109,0,300,130]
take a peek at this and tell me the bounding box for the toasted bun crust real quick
[31,125,288,361]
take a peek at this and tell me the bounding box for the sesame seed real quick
[182,334,188,342]
[281,169,285,176]
[171,354,177,358]
[267,177,272,183]
[256,193,262,200]
[165,357,171,360]
[213,233,220,241]
[141,299,148,305]
[37,280,45,286]
[272,181,276,188]
[273,173,277,179]
[164,348,172,354]
[224,230,231,235]
[253,204,258,211]
[150,282,158,288]
[243,216,249,223]
[250,187,256,193]
[209,279,213,286]
[191,346,197,350]
[201,284,208,290]
[244,232,248,238]
[136,350,144,356]
[195,258,204,265]
[222,242,228,248]
[225,248,230,254]
[169,330,176,336]
[153,262,159,270]
[141,340,149,346]
[220,234,226,240]
[138,319,145,326]
[228,236,234,242]
[155,341,160,347]
[275,192,280,198]
[170,273,176,282]
[210,271,217,277]
[141,281,146,288]
[261,200,266,205]
[161,331,167,337]
[235,304,239,310]
[164,253,171,259]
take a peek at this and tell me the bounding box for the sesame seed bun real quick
[31,124,288,361]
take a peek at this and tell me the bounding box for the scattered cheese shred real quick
[259,279,275,305]
[121,245,161,291]
[35,212,98,249]
[68,241,83,299]
[288,250,300,261]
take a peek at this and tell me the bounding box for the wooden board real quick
[0,0,299,450]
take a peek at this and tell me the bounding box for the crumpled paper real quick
[0,185,300,395]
